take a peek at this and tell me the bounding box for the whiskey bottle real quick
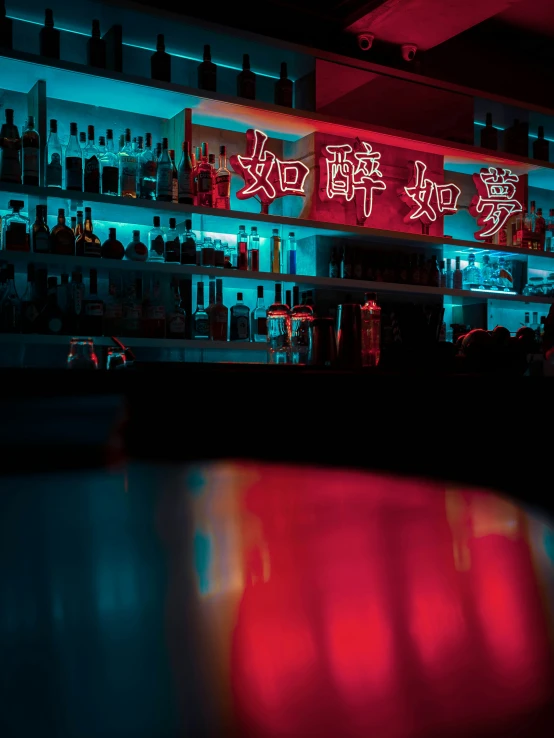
[40,9,60,59]
[88,19,106,68]
[167,279,186,339]
[214,145,231,210]
[198,44,217,91]
[169,148,178,203]
[237,225,248,271]
[249,226,260,271]
[100,128,119,195]
[151,33,171,82]
[148,216,166,261]
[274,62,293,107]
[140,132,157,199]
[50,208,75,255]
[0,0,13,49]
[65,122,82,191]
[178,141,194,204]
[230,292,250,341]
[45,119,62,188]
[209,277,228,340]
[101,227,124,259]
[156,138,172,202]
[165,218,180,263]
[83,124,100,193]
[125,230,148,261]
[193,281,210,339]
[76,207,101,257]
[3,200,30,251]
[237,53,256,99]
[119,128,138,198]
[0,109,21,184]
[480,113,498,150]
[32,204,50,254]
[533,126,549,162]
[180,219,197,265]
[270,228,281,273]
[196,142,213,207]
[22,116,40,186]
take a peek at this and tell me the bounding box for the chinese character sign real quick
[469,167,522,240]
[398,160,461,225]
[319,139,386,225]
[229,128,309,214]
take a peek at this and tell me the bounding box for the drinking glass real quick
[67,338,98,369]
[106,348,127,370]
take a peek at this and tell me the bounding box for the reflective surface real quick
[1,462,553,738]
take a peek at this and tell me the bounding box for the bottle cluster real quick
[481,114,550,162]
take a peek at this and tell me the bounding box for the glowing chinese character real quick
[320,140,386,224]
[469,167,522,240]
[398,160,461,224]
[229,129,309,213]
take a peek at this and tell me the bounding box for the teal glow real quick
[545,529,554,563]
[193,531,212,595]
[474,120,554,143]
[186,468,206,496]
[8,15,282,80]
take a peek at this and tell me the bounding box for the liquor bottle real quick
[77,207,101,257]
[213,239,225,268]
[201,236,215,267]
[58,273,70,322]
[214,145,231,210]
[285,289,292,309]
[237,53,256,99]
[40,9,60,59]
[83,125,100,193]
[547,208,554,252]
[453,256,463,289]
[229,292,250,341]
[529,200,537,232]
[193,281,210,339]
[267,283,290,362]
[70,215,77,232]
[179,219,196,265]
[494,256,514,291]
[32,204,50,254]
[67,272,84,334]
[2,200,29,251]
[99,128,118,195]
[290,285,313,364]
[361,292,381,367]
[207,279,216,316]
[329,247,339,278]
[236,225,248,271]
[151,33,171,82]
[143,279,166,338]
[40,276,63,335]
[192,145,201,203]
[287,232,297,275]
[481,254,493,287]
[165,218,180,263]
[103,275,122,336]
[535,207,546,250]
[50,208,75,255]
[45,119,62,188]
[209,278,228,340]
[274,62,293,107]
[341,246,352,279]
[81,269,104,336]
[75,210,83,238]
[156,138,172,202]
[125,230,148,261]
[480,112,497,150]
[20,264,38,334]
[119,128,138,198]
[427,255,440,287]
[0,0,13,49]
[122,278,143,338]
[88,19,106,68]
[223,241,233,268]
[167,148,178,203]
[198,44,217,91]
[249,226,260,271]
[270,228,281,273]
[1,264,20,332]
[439,259,445,288]
[0,109,21,183]
[196,142,213,208]
[22,116,39,186]
[177,141,194,204]
[148,216,165,261]
[533,126,549,162]
[65,122,82,191]
[139,132,157,199]
[250,285,267,343]
[101,227,124,259]
[167,279,186,339]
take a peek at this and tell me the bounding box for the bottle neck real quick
[218,153,227,169]
[84,215,93,232]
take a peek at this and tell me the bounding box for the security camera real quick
[401,43,417,62]
[357,33,374,52]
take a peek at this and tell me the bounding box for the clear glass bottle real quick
[439,259,445,288]
[50,207,75,255]
[236,224,248,271]
[237,53,256,99]
[125,230,148,261]
[290,285,313,364]
[213,238,225,268]
[167,278,186,339]
[32,204,50,254]
[76,206,101,257]
[494,256,514,292]
[180,219,197,265]
[274,61,293,107]
[99,128,119,195]
[209,277,228,341]
[0,108,21,184]
[287,232,297,275]
[169,148,178,203]
[201,236,215,267]
[463,252,481,289]
[481,254,493,287]
[361,292,381,367]
[140,132,157,199]
[270,228,281,273]
[445,258,453,289]
[65,122,82,191]
[196,142,213,208]
[2,200,29,251]
[45,118,62,188]
[22,115,39,186]
[156,137,172,202]
[267,282,290,362]
[249,226,260,271]
[165,217,180,263]
[198,44,217,91]
[151,33,171,82]
[83,124,100,193]
[1,264,20,332]
[148,216,165,261]
[119,128,138,198]
[452,256,463,290]
[230,292,250,341]
[178,141,194,204]
[101,227,124,259]
[214,145,231,210]
[193,281,210,339]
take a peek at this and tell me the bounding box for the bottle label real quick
[181,238,196,265]
[127,242,148,260]
[102,166,119,194]
[195,318,209,336]
[236,316,248,339]
[1,148,21,181]
[198,170,212,193]
[33,232,50,253]
[214,249,225,267]
[23,148,39,180]
[147,305,166,320]
[256,317,267,336]
[202,247,215,267]
[143,161,156,179]
[166,237,180,262]
[84,156,100,191]
[86,301,104,317]
[150,235,165,258]
[83,238,101,257]
[215,172,230,197]
[172,177,178,202]
[5,223,29,251]
[53,228,75,255]
[157,171,172,198]
[66,157,82,189]
[178,172,193,198]
[121,166,137,195]
[47,153,62,186]
[168,314,186,336]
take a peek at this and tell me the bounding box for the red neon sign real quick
[319,139,386,225]
[229,129,309,214]
[469,167,522,240]
[398,160,461,225]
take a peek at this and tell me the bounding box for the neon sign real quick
[229,128,309,214]
[469,167,522,240]
[398,160,461,224]
[319,139,386,225]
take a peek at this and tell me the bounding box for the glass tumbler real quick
[106,348,127,370]
[67,338,99,369]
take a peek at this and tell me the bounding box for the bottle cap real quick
[133,230,140,238]
[50,119,57,132]
[237,292,243,300]
[153,216,160,227]
[169,217,176,229]
[109,227,116,237]
[70,122,78,135]
[185,219,192,230]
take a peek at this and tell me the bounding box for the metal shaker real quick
[310,318,337,367]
